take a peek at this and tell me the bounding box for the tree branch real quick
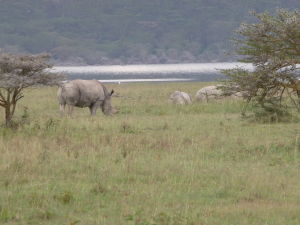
[15,94,24,102]
[286,89,300,112]
[0,90,5,102]
[6,88,12,103]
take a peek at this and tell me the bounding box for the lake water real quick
[53,62,253,83]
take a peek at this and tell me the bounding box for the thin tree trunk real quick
[1,88,23,127]
[286,89,300,112]
[297,90,300,111]
[5,104,13,127]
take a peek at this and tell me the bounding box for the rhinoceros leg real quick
[89,103,99,116]
[67,105,74,116]
[59,104,66,116]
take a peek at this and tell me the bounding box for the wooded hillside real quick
[0,0,299,65]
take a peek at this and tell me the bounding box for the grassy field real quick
[0,82,300,225]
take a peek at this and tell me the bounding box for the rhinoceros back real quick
[58,80,106,107]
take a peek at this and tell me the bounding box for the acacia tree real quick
[0,53,64,127]
[222,9,300,116]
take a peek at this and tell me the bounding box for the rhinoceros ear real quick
[110,89,114,96]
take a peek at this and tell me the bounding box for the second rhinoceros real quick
[57,79,115,116]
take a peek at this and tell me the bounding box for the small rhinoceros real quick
[169,91,192,105]
[57,79,115,116]
[195,85,224,102]
[195,85,243,102]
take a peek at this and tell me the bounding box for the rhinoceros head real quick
[102,89,116,116]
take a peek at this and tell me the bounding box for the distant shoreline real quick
[52,62,253,83]
[52,62,253,74]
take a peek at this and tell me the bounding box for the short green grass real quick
[0,82,300,225]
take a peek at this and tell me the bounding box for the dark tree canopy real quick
[222,9,300,118]
[0,53,64,126]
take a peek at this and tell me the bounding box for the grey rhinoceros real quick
[169,91,192,105]
[57,79,115,116]
[195,85,243,102]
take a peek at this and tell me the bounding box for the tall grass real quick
[0,82,299,225]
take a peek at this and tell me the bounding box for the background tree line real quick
[0,0,299,65]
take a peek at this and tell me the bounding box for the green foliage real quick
[1,1,300,64]
[222,9,300,120]
[246,100,294,123]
